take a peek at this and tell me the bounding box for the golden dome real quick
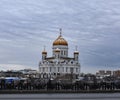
[53,29,68,46]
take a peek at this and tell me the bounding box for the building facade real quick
[113,70,120,77]
[39,29,80,79]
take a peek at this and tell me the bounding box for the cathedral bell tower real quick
[42,46,47,60]
[74,46,79,61]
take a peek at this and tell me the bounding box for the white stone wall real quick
[39,60,80,78]
[53,45,68,57]
[39,43,80,79]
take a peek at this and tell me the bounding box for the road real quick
[0,93,120,100]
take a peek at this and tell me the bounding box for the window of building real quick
[64,51,66,55]
[39,68,41,72]
[66,67,68,72]
[63,67,64,72]
[71,61,73,64]
[50,67,51,72]
[58,67,60,72]
[76,68,78,73]
[61,50,63,55]
[46,68,48,72]
[57,73,60,75]
[70,68,74,73]
[43,68,45,72]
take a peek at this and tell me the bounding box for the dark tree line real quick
[0,78,120,91]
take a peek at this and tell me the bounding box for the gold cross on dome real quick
[75,45,78,51]
[59,28,62,36]
[44,45,46,51]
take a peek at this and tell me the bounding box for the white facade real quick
[39,29,80,79]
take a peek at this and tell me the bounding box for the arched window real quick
[39,68,41,72]
[64,51,66,55]
[66,67,68,72]
[43,68,45,72]
[76,68,78,73]
[71,62,73,64]
[63,67,64,72]
[50,67,51,72]
[61,50,63,55]
[58,67,60,72]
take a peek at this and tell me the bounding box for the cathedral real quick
[39,29,80,79]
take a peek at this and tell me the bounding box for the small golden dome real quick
[74,51,79,54]
[74,46,79,54]
[54,48,60,52]
[42,46,47,54]
[53,29,68,46]
[42,51,47,54]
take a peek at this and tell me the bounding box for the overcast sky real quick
[0,0,120,73]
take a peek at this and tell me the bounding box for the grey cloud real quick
[0,0,120,73]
